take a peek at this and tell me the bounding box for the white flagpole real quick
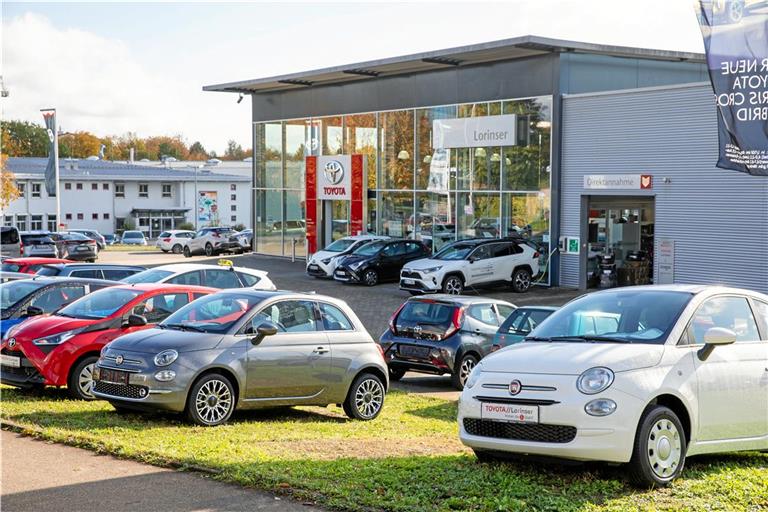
[53,110,60,231]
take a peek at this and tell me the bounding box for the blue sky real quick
[1,1,705,153]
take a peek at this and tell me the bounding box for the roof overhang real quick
[203,35,704,95]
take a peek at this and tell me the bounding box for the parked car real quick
[458,285,768,486]
[379,295,516,389]
[400,238,540,295]
[92,290,389,425]
[2,257,74,274]
[306,235,390,279]
[1,227,21,258]
[183,227,241,257]
[120,230,148,246]
[104,234,118,246]
[49,232,99,261]
[236,229,253,252]
[0,271,32,284]
[0,283,216,399]
[334,239,431,286]
[36,263,146,280]
[69,229,107,251]
[493,306,558,347]
[19,232,59,258]
[156,230,196,254]
[121,262,276,290]
[0,277,116,339]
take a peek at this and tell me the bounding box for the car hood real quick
[480,342,665,375]
[12,314,101,340]
[105,327,224,353]
[337,254,371,267]
[404,258,457,270]
[309,250,340,263]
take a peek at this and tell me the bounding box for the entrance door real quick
[319,200,350,252]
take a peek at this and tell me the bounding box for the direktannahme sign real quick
[317,155,352,200]
[432,114,517,149]
[583,175,653,190]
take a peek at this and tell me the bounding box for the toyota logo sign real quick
[7,338,16,348]
[323,160,345,185]
[508,379,522,395]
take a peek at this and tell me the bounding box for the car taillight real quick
[444,306,465,339]
[534,251,540,258]
[388,302,407,335]
[162,238,171,242]
[376,343,386,361]
[19,240,24,256]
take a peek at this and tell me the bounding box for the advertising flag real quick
[41,109,59,195]
[697,1,768,176]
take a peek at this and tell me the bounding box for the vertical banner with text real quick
[697,1,768,176]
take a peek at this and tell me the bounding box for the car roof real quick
[149,263,267,275]
[346,235,389,241]
[25,276,119,286]
[41,263,146,270]
[514,305,559,312]
[596,284,767,298]
[111,283,218,293]
[411,294,515,306]
[4,258,72,264]
[214,288,349,306]
[0,271,31,279]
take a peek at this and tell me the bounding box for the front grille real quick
[94,381,148,399]
[401,270,422,279]
[464,418,576,443]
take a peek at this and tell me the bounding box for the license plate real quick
[0,354,20,368]
[308,264,319,270]
[398,344,430,359]
[335,270,346,276]
[402,278,415,285]
[77,246,89,251]
[98,368,129,385]
[480,402,539,423]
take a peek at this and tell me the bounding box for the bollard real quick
[292,238,297,262]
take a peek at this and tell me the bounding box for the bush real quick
[121,219,136,231]
[176,222,195,231]
[233,223,246,232]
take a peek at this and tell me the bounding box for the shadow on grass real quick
[404,400,458,422]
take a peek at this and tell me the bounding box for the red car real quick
[0,283,215,399]
[1,257,75,274]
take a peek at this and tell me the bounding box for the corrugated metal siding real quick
[561,84,768,293]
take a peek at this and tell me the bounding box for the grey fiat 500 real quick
[92,290,388,425]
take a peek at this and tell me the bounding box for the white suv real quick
[400,238,539,295]
[306,235,389,278]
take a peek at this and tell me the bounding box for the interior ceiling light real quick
[397,150,410,160]
[490,153,501,162]
[475,148,486,158]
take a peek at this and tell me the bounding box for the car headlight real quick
[32,329,80,346]
[421,266,442,274]
[576,367,614,395]
[465,362,483,389]
[154,349,178,367]
[100,344,110,357]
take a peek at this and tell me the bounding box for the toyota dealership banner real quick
[697,1,768,176]
[41,109,59,196]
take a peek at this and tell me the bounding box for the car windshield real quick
[58,288,143,319]
[434,243,476,260]
[0,280,47,310]
[64,233,89,240]
[352,241,386,256]
[160,292,259,334]
[121,269,174,284]
[123,232,143,239]
[500,308,554,335]
[35,266,61,276]
[528,291,693,345]
[1,263,22,273]
[325,239,357,252]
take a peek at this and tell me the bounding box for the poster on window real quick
[198,191,219,223]
[696,1,768,176]
[427,148,450,194]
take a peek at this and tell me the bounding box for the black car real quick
[333,239,430,286]
[379,295,516,389]
[36,263,146,280]
[49,232,98,262]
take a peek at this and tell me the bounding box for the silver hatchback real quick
[92,290,388,425]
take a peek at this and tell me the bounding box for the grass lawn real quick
[1,387,766,511]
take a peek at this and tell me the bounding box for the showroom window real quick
[285,118,309,189]
[344,114,377,190]
[254,122,282,188]
[379,110,414,190]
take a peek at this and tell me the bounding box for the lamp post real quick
[187,164,203,231]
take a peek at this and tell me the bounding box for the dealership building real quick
[220,36,755,292]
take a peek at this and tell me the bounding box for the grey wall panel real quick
[561,84,768,293]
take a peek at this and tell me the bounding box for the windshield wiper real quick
[523,336,554,342]
[550,335,632,344]
[164,323,205,332]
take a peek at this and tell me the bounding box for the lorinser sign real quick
[317,155,352,200]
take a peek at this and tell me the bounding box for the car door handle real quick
[313,346,330,354]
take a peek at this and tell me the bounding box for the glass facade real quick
[253,95,552,283]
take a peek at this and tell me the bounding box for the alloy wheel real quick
[444,276,463,294]
[205,244,214,257]
[647,419,682,479]
[354,378,384,419]
[515,271,531,291]
[459,356,476,386]
[172,244,182,254]
[78,363,96,398]
[364,270,378,286]
[195,379,233,425]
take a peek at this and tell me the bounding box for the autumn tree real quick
[223,139,246,160]
[1,120,49,157]
[145,135,189,160]
[188,141,209,160]
[0,154,21,209]
[59,131,102,158]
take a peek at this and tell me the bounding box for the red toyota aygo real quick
[0,283,215,399]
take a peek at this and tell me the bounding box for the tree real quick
[0,154,21,209]
[145,135,189,160]
[59,131,102,158]
[188,141,208,160]
[176,221,195,231]
[223,139,246,160]
[1,120,49,157]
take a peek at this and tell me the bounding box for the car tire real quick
[511,268,532,293]
[183,246,192,258]
[451,353,478,390]
[185,373,236,426]
[204,243,214,257]
[627,405,687,487]
[388,367,406,381]
[67,355,99,400]
[161,249,169,253]
[88,259,97,263]
[171,244,183,254]
[343,372,385,421]
[362,269,379,287]
[442,274,464,295]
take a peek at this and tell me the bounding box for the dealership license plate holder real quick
[398,344,430,359]
[480,402,539,424]
[308,264,319,270]
[99,368,129,385]
[402,278,415,285]
[0,354,21,368]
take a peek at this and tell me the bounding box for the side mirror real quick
[126,314,148,327]
[25,305,44,317]
[250,321,278,345]
[698,327,736,361]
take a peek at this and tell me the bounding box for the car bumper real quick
[333,268,361,283]
[399,276,441,293]
[24,250,58,258]
[379,337,457,375]
[92,365,189,412]
[66,251,98,261]
[0,350,45,388]
[215,242,242,252]
[307,262,333,278]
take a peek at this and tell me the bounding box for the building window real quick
[16,215,27,231]
[103,213,110,220]
[30,215,43,230]
[92,213,99,220]
[3,216,13,227]
[47,215,57,232]
[162,184,172,198]
[139,184,148,197]
[230,194,236,201]
[231,205,236,211]
[77,213,84,220]
[65,183,72,190]
[91,183,98,190]
[102,183,109,190]
[17,183,25,197]
[231,215,237,222]
[76,183,83,190]
[32,183,41,198]
[115,183,125,197]
[65,213,72,221]
[230,184,237,191]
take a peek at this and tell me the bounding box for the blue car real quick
[0,277,116,339]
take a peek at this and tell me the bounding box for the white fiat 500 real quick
[458,285,768,486]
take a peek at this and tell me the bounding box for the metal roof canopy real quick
[203,35,705,95]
